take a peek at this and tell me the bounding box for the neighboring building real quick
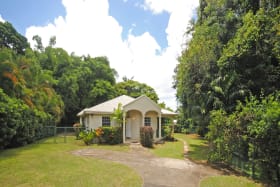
[77,95,177,143]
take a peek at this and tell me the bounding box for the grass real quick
[200,175,263,187]
[174,133,208,163]
[150,140,184,159]
[150,133,262,187]
[150,133,208,160]
[0,136,142,187]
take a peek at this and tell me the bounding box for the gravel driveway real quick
[72,143,220,187]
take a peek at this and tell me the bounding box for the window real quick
[144,117,151,126]
[102,116,111,126]
[162,117,171,125]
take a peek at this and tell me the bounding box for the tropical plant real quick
[79,130,95,145]
[111,103,123,126]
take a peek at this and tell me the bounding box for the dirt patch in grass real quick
[73,143,221,187]
[175,133,209,163]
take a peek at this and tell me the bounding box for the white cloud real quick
[0,14,5,22]
[142,0,173,14]
[143,0,199,50]
[25,0,199,110]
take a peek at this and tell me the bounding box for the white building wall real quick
[85,115,101,130]
[84,114,119,130]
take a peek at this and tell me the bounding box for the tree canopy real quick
[174,0,280,184]
[116,77,159,103]
[0,21,160,149]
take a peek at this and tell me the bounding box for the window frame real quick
[144,117,151,126]
[102,116,111,127]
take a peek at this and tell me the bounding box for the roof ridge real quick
[87,95,134,110]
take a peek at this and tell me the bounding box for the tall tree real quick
[116,79,159,103]
[174,0,280,135]
[0,21,29,54]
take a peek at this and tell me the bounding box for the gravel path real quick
[72,143,220,187]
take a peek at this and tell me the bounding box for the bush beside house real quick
[79,126,122,145]
[162,125,176,141]
[140,126,154,148]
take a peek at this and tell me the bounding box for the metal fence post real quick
[64,127,67,143]
[54,126,57,143]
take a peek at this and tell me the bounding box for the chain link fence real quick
[39,126,84,143]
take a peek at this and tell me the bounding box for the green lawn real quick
[174,133,208,163]
[150,140,184,159]
[200,176,262,187]
[0,136,142,187]
[150,133,208,160]
[153,133,261,187]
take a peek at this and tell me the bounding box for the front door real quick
[131,115,141,139]
[126,118,132,138]
[126,110,142,139]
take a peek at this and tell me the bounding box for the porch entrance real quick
[125,110,141,140]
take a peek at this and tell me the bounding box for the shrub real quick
[0,88,54,149]
[140,126,154,148]
[94,127,104,137]
[79,130,95,145]
[79,127,122,145]
[207,92,280,184]
[99,126,122,145]
[163,125,175,141]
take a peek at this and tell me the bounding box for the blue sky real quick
[0,0,66,33]
[0,0,169,48]
[0,0,199,109]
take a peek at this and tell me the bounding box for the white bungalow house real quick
[77,95,177,143]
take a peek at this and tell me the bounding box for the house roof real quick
[123,95,161,113]
[77,95,134,116]
[77,95,177,116]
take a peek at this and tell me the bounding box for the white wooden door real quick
[126,119,132,138]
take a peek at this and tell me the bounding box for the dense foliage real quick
[174,0,280,184]
[115,77,159,103]
[0,88,53,148]
[162,125,175,141]
[0,21,158,149]
[175,0,280,135]
[79,126,122,145]
[207,92,280,183]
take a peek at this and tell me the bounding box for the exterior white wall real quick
[85,115,102,130]
[83,114,120,130]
